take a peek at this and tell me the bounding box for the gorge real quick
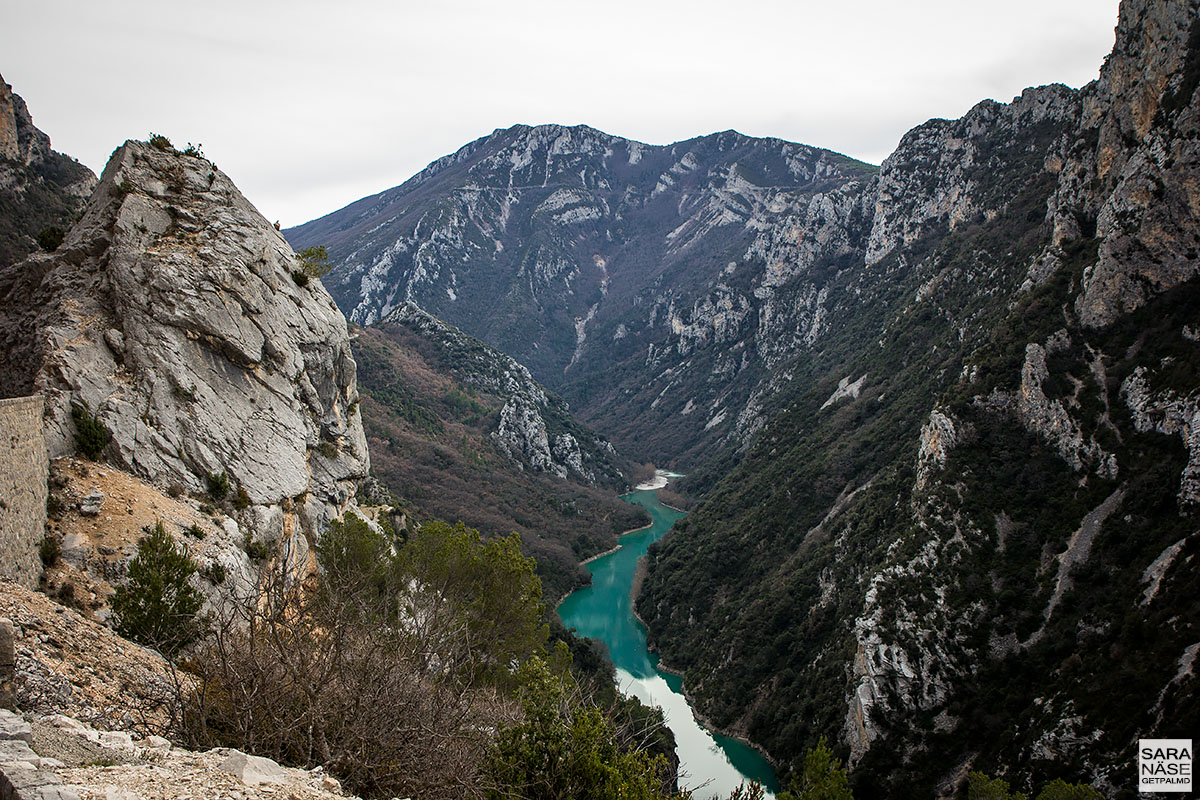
[0,0,1197,797]
[557,476,780,798]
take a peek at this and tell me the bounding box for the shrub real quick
[317,441,337,459]
[969,772,1026,800]
[483,656,684,800]
[183,142,204,157]
[148,133,173,151]
[294,245,331,280]
[206,471,230,501]
[37,226,65,251]
[185,524,206,540]
[291,269,310,287]
[39,535,61,566]
[71,403,111,460]
[242,534,269,561]
[233,486,251,510]
[111,522,203,657]
[779,737,853,800]
[201,561,226,585]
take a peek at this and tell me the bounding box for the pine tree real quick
[111,522,203,657]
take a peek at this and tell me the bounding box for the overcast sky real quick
[5,0,1120,227]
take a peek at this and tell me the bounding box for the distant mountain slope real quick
[354,302,645,598]
[286,125,878,465]
[638,0,1200,795]
[0,72,96,268]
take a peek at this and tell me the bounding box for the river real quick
[556,474,780,798]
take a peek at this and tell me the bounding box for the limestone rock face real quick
[381,301,620,485]
[0,140,368,539]
[1061,0,1200,325]
[0,73,97,269]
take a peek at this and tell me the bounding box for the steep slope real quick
[353,302,646,598]
[0,137,369,547]
[287,126,878,464]
[0,71,96,268]
[637,0,1200,796]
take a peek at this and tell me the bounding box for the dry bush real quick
[179,517,538,799]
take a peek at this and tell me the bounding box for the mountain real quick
[352,301,646,599]
[636,0,1200,795]
[287,0,1200,795]
[0,136,369,550]
[286,125,879,466]
[0,71,96,268]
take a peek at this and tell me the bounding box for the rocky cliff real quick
[0,72,96,269]
[0,138,369,547]
[636,0,1200,796]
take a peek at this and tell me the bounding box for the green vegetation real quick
[233,485,251,510]
[294,245,331,281]
[71,403,111,460]
[779,739,852,800]
[36,226,64,251]
[241,533,269,561]
[111,522,203,657]
[206,471,230,501]
[483,656,684,800]
[967,772,1100,800]
[148,132,173,151]
[39,535,61,566]
[183,513,677,800]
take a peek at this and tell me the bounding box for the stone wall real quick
[0,396,46,589]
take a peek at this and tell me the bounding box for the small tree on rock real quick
[111,522,203,657]
[780,737,853,800]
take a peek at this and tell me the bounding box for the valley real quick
[1,0,1198,798]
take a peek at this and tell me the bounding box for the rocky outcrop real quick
[1121,365,1200,504]
[379,301,622,486]
[0,139,368,543]
[0,73,96,270]
[0,711,354,800]
[1060,1,1200,326]
[1013,332,1117,477]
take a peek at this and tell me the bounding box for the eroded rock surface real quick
[0,140,368,541]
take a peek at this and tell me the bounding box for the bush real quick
[206,471,230,501]
[71,404,111,460]
[111,522,203,657]
[200,561,226,585]
[294,245,331,280]
[779,737,853,800]
[39,535,61,566]
[148,133,173,151]
[37,226,64,251]
[291,269,310,287]
[233,486,251,510]
[483,656,684,800]
[242,534,269,561]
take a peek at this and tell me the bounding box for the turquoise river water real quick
[557,482,780,798]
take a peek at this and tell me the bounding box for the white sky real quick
[4,0,1120,227]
